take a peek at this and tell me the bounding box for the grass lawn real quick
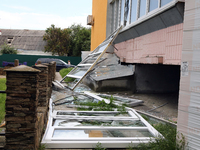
[59,68,75,82]
[0,78,6,124]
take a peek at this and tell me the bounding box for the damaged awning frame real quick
[60,26,123,91]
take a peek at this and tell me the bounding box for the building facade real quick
[91,0,184,65]
[90,0,200,149]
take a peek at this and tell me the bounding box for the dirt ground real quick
[0,75,5,78]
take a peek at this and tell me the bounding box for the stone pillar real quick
[42,62,56,100]
[33,64,48,107]
[42,63,52,102]
[50,61,56,81]
[5,65,40,150]
[32,64,49,142]
[14,59,19,67]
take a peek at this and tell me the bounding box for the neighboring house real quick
[0,29,51,55]
[90,0,200,149]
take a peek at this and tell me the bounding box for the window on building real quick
[130,0,138,23]
[110,0,175,34]
[139,0,147,18]
[161,0,173,7]
[149,0,159,12]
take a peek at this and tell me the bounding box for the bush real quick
[59,68,75,82]
[136,123,186,150]
[0,43,17,54]
[0,78,6,124]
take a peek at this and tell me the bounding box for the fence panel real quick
[0,54,81,67]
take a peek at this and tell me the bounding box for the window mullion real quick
[136,0,140,20]
[113,1,116,30]
[128,0,131,24]
[129,0,132,23]
[158,0,161,8]
[117,0,120,28]
[146,0,150,14]
[119,0,122,26]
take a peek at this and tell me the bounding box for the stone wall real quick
[4,62,56,150]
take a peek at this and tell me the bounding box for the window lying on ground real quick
[42,93,162,149]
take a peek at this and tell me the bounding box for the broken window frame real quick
[42,110,161,148]
[42,93,162,149]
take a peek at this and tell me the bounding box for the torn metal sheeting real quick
[90,64,134,81]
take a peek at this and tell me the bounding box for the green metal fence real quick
[0,54,81,67]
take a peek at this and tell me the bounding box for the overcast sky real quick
[0,0,92,30]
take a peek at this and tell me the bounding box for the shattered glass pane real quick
[53,119,145,127]
[57,112,130,117]
[53,129,153,139]
[73,84,92,93]
[81,53,101,64]
[68,66,90,77]
[54,94,98,106]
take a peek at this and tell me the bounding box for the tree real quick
[0,43,17,54]
[69,24,91,56]
[43,24,91,56]
[43,24,71,56]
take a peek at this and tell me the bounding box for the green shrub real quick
[0,43,17,54]
[136,123,186,150]
[76,96,126,113]
[59,68,75,82]
[0,78,6,124]
[94,142,106,150]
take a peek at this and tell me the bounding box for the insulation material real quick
[114,23,183,65]
[177,0,200,149]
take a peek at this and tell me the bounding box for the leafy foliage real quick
[43,24,71,56]
[0,78,6,124]
[76,96,126,113]
[59,67,75,82]
[43,24,91,56]
[0,43,17,54]
[94,142,106,150]
[69,24,91,56]
[136,123,186,150]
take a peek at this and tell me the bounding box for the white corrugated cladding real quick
[177,0,200,149]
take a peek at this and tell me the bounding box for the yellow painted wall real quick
[91,0,107,51]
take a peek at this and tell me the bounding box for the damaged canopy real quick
[60,26,123,90]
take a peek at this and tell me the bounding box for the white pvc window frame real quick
[42,93,162,149]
